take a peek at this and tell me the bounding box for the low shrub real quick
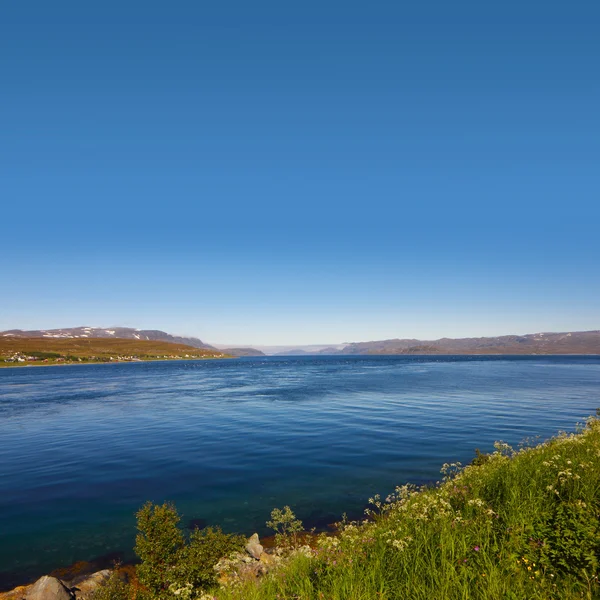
[90,569,130,600]
[266,505,304,549]
[134,502,244,599]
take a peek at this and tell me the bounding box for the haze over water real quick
[1,355,599,588]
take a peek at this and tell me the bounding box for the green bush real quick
[90,569,130,600]
[134,502,244,599]
[175,526,245,591]
[470,447,491,466]
[266,505,304,549]
[537,499,600,576]
[135,502,184,597]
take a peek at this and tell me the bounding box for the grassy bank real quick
[98,415,600,600]
[0,337,230,366]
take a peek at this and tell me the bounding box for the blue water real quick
[1,355,599,588]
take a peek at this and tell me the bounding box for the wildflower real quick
[473,546,480,552]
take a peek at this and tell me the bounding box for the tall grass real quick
[216,416,600,600]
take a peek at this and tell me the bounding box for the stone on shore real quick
[68,570,111,600]
[245,533,264,560]
[26,577,74,600]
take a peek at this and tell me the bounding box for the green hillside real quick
[0,337,231,366]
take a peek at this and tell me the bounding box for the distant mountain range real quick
[3,327,598,356]
[0,327,264,357]
[219,347,265,357]
[254,344,347,356]
[323,330,600,355]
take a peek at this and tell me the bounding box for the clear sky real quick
[2,1,599,345]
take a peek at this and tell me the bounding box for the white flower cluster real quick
[390,535,413,552]
[440,462,464,482]
[290,544,315,558]
[492,441,515,457]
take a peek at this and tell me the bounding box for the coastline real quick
[3,417,599,598]
[0,336,234,369]
[0,514,345,593]
[2,353,600,369]
[0,356,234,369]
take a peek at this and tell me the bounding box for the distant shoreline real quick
[0,337,233,368]
[0,356,233,369]
[2,353,599,369]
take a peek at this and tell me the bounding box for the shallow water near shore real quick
[1,355,599,589]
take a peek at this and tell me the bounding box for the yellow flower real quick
[527,566,532,571]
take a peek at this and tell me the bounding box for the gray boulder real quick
[26,577,74,600]
[245,533,264,559]
[69,571,111,600]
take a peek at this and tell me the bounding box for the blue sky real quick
[2,1,599,345]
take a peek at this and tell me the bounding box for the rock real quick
[259,552,278,566]
[245,533,263,560]
[26,577,74,600]
[69,571,111,600]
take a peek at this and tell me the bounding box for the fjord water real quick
[1,355,599,587]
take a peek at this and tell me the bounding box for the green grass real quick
[214,416,600,600]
